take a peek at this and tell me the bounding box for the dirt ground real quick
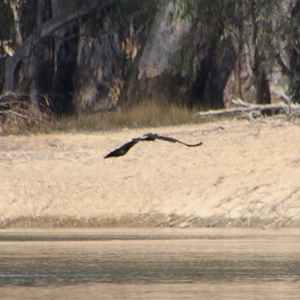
[1,118,300,229]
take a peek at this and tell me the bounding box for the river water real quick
[0,228,300,299]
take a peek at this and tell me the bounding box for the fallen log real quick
[195,98,300,118]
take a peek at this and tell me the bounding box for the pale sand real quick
[1,119,300,228]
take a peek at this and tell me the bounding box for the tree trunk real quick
[51,0,78,114]
[256,72,271,104]
[251,0,271,104]
[28,0,45,114]
[233,55,242,99]
[233,1,243,99]
[205,48,235,109]
[191,46,235,110]
[9,1,23,46]
[254,49,271,104]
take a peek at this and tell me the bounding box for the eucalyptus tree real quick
[245,0,300,104]
[172,0,300,106]
[2,0,157,114]
[171,0,242,108]
[2,0,102,116]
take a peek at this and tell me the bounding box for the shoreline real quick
[2,213,300,229]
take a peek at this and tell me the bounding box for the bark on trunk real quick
[9,1,23,46]
[250,0,271,104]
[191,46,235,110]
[254,49,271,104]
[119,1,191,108]
[233,1,243,99]
[28,0,44,114]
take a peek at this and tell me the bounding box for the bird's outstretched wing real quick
[104,132,202,158]
[143,133,202,147]
[104,138,141,158]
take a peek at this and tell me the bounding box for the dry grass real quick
[54,102,204,132]
[0,99,218,135]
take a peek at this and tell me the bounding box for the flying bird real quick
[104,132,202,158]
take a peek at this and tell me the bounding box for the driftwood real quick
[195,98,300,118]
[0,93,53,126]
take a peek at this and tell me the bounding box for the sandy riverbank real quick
[1,118,300,229]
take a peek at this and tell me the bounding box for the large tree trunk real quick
[72,13,126,113]
[191,46,235,109]
[51,1,78,114]
[28,0,45,114]
[9,1,23,46]
[254,49,271,104]
[250,0,271,104]
[119,1,191,108]
[233,1,243,99]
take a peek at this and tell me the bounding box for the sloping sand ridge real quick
[1,119,300,228]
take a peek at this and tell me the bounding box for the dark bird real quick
[104,132,202,158]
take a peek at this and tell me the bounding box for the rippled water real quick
[0,228,300,299]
